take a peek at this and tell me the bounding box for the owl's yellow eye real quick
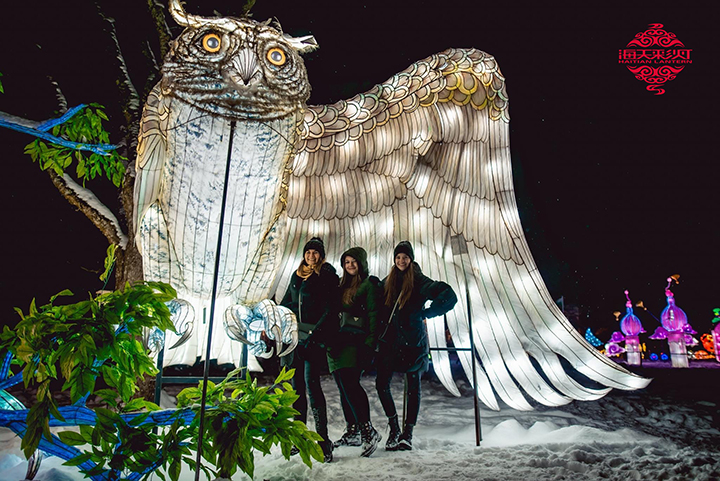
[267,48,286,66]
[202,33,222,53]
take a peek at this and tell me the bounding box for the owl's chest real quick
[160,101,297,219]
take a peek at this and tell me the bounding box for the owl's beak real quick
[226,49,261,88]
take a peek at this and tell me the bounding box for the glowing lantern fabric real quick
[135,6,651,411]
[659,280,689,368]
[620,312,643,337]
[661,291,688,332]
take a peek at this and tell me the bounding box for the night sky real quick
[0,1,715,338]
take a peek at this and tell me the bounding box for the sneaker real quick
[334,423,361,448]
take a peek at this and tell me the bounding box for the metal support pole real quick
[154,344,166,405]
[194,121,236,481]
[466,285,482,445]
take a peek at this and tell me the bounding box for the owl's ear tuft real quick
[285,34,318,54]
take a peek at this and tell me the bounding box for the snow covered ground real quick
[1,365,718,481]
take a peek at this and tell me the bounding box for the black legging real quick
[375,367,422,426]
[281,344,327,424]
[333,367,371,424]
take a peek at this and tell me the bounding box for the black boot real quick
[397,423,414,451]
[359,421,382,457]
[385,415,401,451]
[334,423,361,448]
[312,407,333,462]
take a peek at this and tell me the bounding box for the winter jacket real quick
[327,275,381,373]
[279,261,339,346]
[377,262,457,372]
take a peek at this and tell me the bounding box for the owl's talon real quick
[167,299,195,350]
[277,331,298,358]
[225,300,297,357]
[224,306,255,345]
[256,346,274,359]
[271,325,283,356]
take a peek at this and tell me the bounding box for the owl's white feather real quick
[279,48,649,410]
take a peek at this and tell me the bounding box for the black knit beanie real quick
[393,241,414,262]
[303,237,326,259]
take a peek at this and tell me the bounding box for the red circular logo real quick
[618,24,692,95]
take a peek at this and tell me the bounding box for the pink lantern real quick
[620,290,644,365]
[661,277,688,368]
[648,326,668,340]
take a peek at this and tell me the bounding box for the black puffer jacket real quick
[377,263,457,370]
[280,261,339,344]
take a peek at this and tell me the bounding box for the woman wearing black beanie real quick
[280,237,338,462]
[375,241,457,451]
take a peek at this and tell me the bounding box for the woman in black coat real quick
[376,241,457,451]
[280,237,339,462]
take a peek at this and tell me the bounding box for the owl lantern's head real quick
[162,0,318,121]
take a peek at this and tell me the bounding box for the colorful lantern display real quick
[660,277,689,368]
[585,328,604,348]
[620,291,645,365]
[712,308,720,362]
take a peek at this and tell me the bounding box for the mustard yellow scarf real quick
[297,260,323,280]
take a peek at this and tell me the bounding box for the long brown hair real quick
[339,257,366,306]
[340,274,362,306]
[384,263,415,309]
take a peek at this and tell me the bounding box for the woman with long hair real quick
[327,247,382,457]
[376,241,457,451]
[279,237,338,462]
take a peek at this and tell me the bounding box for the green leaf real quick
[100,244,116,282]
[63,452,93,467]
[49,289,73,303]
[58,430,88,446]
[123,398,159,413]
[95,407,121,426]
[169,459,181,481]
[79,424,93,443]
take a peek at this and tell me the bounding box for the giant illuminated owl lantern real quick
[133,0,649,410]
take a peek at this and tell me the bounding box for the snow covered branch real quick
[49,171,128,249]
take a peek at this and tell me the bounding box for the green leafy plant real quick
[173,367,324,480]
[0,282,177,459]
[59,403,167,479]
[2,282,323,480]
[56,368,322,481]
[23,103,126,187]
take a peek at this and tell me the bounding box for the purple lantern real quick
[661,277,689,368]
[713,309,720,363]
[648,326,668,340]
[605,342,626,356]
[620,290,644,365]
[609,331,626,343]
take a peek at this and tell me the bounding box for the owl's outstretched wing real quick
[133,84,169,242]
[279,48,649,411]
